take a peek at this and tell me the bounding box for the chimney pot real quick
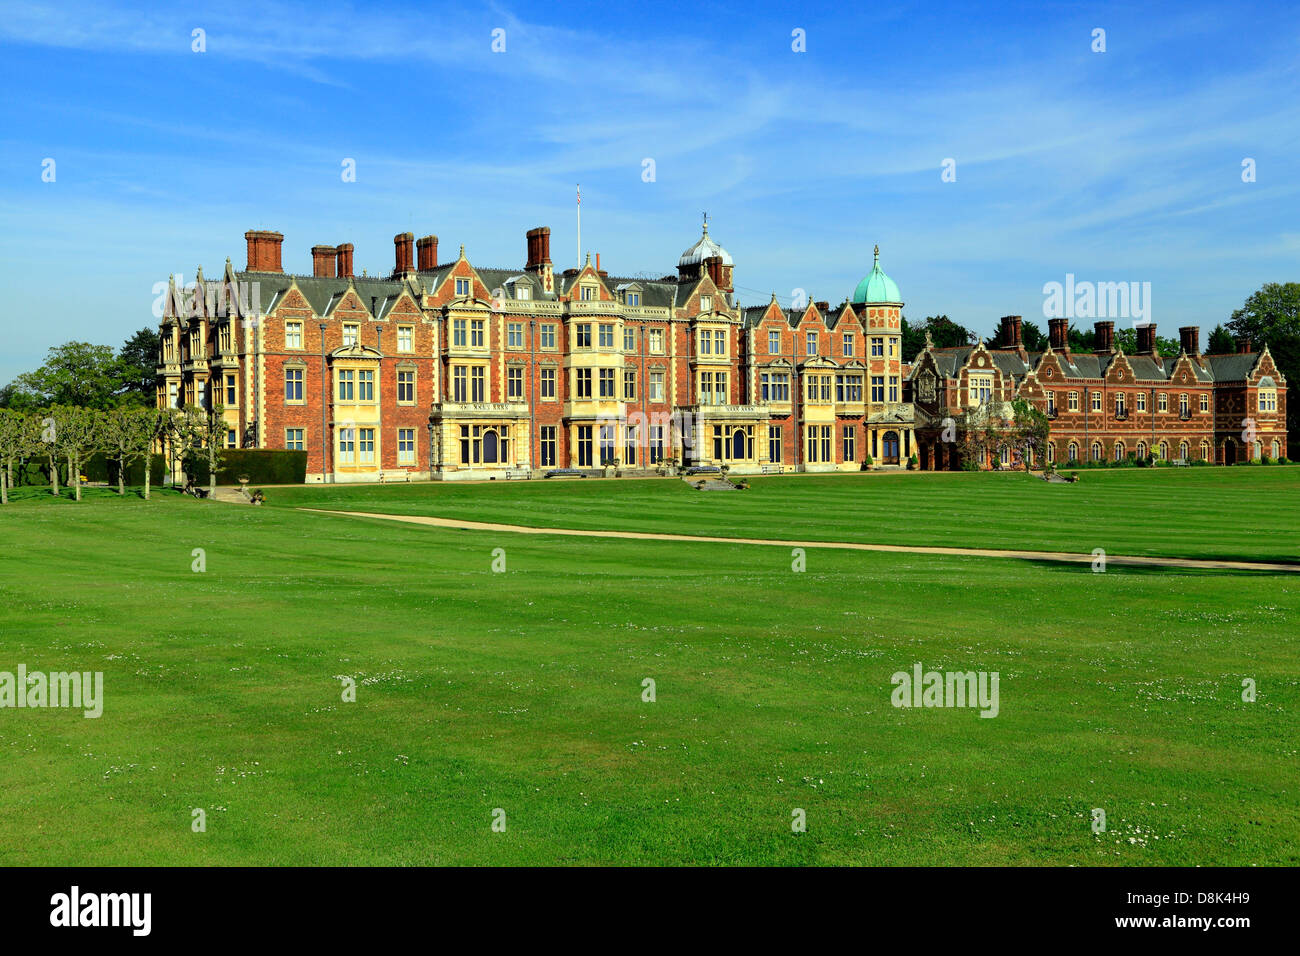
[1048,317,1069,352]
[336,243,354,279]
[311,244,337,278]
[1137,323,1158,355]
[244,230,284,273]
[1179,325,1200,356]
[1094,320,1115,353]
[416,235,439,271]
[393,232,415,275]
[1001,315,1023,350]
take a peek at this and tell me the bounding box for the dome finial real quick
[874,244,880,261]
[702,211,709,236]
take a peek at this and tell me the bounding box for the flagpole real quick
[576,183,581,268]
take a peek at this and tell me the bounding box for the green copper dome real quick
[851,245,901,305]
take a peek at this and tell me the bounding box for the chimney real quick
[245,230,284,273]
[393,232,414,275]
[1136,323,1157,355]
[1048,317,1069,352]
[1237,335,1253,354]
[1179,325,1199,356]
[416,235,438,271]
[1001,315,1023,349]
[525,227,552,270]
[704,255,725,289]
[1094,320,1115,353]
[814,300,830,314]
[312,245,337,278]
[336,243,354,279]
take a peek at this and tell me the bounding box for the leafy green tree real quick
[1226,282,1300,445]
[102,406,162,497]
[1208,324,1236,354]
[0,409,31,504]
[902,315,974,360]
[50,405,102,502]
[117,328,159,407]
[8,342,125,409]
[1021,320,1048,352]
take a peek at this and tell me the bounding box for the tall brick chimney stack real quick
[1237,335,1252,354]
[1179,326,1199,356]
[393,232,415,275]
[1000,315,1023,349]
[1094,320,1115,353]
[336,243,354,279]
[525,226,554,293]
[245,230,284,273]
[704,255,725,289]
[1048,317,1069,352]
[525,227,552,270]
[416,235,439,271]
[1137,323,1157,355]
[312,245,337,278]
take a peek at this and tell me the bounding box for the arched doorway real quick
[1223,438,1236,466]
[483,429,500,464]
[882,431,900,465]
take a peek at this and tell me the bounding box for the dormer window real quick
[580,285,595,301]
[516,286,531,300]
[627,292,640,306]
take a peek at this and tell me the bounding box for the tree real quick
[1208,324,1236,354]
[102,406,161,497]
[0,409,29,504]
[189,404,227,498]
[166,404,225,496]
[117,328,159,407]
[902,315,974,360]
[1007,398,1050,469]
[37,410,60,495]
[49,405,101,502]
[1021,319,1048,352]
[7,342,125,409]
[1227,282,1300,445]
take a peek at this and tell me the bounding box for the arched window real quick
[1136,440,1147,459]
[1046,442,1055,464]
[1114,441,1125,461]
[999,445,1010,465]
[1067,441,1079,461]
[1090,441,1102,461]
[1254,441,1262,460]
[1179,440,1189,462]
[1272,439,1281,460]
[1157,440,1168,461]
[1200,440,1210,461]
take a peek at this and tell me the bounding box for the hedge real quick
[183,449,307,485]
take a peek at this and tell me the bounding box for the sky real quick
[1,0,1298,383]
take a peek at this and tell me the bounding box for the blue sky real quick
[1,0,1298,382]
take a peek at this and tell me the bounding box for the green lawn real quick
[264,466,1300,563]
[0,476,1296,865]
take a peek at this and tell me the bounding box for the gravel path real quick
[297,508,1300,574]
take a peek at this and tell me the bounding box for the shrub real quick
[184,449,307,485]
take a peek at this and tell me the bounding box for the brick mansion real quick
[156,221,1288,480]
